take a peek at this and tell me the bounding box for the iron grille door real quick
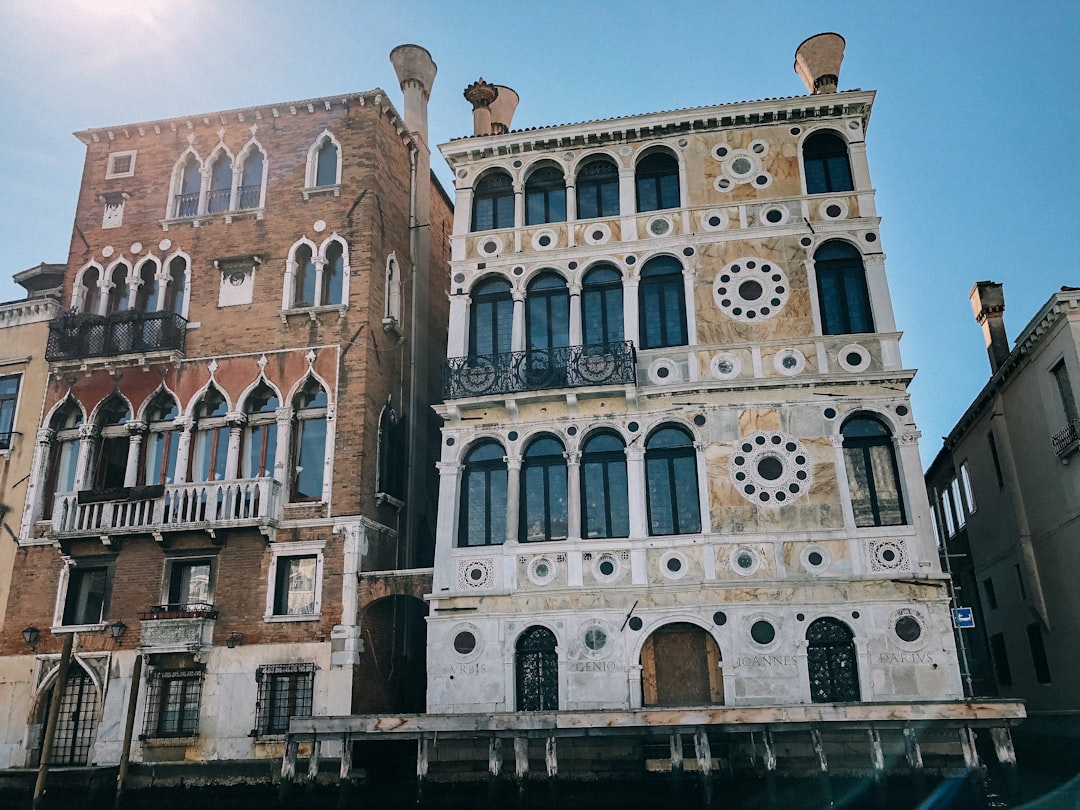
[516,627,558,711]
[48,669,98,765]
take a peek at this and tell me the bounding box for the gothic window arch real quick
[321,238,346,306]
[290,377,329,501]
[190,386,230,483]
[139,391,180,486]
[520,435,568,542]
[471,170,514,232]
[284,237,348,310]
[206,148,234,214]
[306,131,341,189]
[803,130,854,194]
[376,399,405,504]
[237,142,266,210]
[806,618,860,703]
[171,151,202,218]
[383,252,402,329]
[162,253,190,317]
[134,257,160,312]
[288,240,318,309]
[813,240,873,335]
[576,157,620,220]
[638,255,687,349]
[91,394,132,490]
[581,430,628,539]
[104,261,131,314]
[43,400,84,518]
[841,413,906,527]
[582,265,624,346]
[635,150,680,212]
[516,626,558,711]
[76,264,103,314]
[458,439,506,547]
[645,425,701,536]
[242,382,280,479]
[524,164,566,225]
[469,277,513,357]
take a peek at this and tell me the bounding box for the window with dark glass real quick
[144,669,203,738]
[105,264,130,315]
[141,392,180,486]
[163,256,188,316]
[582,266,624,346]
[376,401,405,502]
[207,152,232,213]
[255,663,315,735]
[983,577,998,610]
[290,379,328,501]
[167,559,212,609]
[81,267,101,315]
[645,426,701,536]
[458,440,507,547]
[987,431,1004,489]
[990,632,1012,686]
[520,436,568,542]
[191,387,229,483]
[242,383,279,479]
[0,374,20,451]
[841,415,906,527]
[238,149,264,209]
[635,152,680,212]
[43,401,82,518]
[1051,360,1078,425]
[62,565,109,625]
[576,158,619,219]
[525,166,566,225]
[1027,623,1052,684]
[803,130,854,194]
[315,138,338,187]
[175,154,201,218]
[273,555,318,615]
[581,431,629,539]
[469,277,513,357]
[526,273,570,385]
[322,240,344,306]
[293,244,317,308]
[638,256,687,349]
[813,241,874,335]
[92,396,131,490]
[134,259,159,312]
[471,171,514,232]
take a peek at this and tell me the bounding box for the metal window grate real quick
[142,669,204,739]
[255,663,316,735]
[47,669,99,765]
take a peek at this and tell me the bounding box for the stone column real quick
[24,428,56,525]
[505,456,522,544]
[331,521,364,668]
[565,450,581,541]
[447,295,470,358]
[568,285,582,347]
[863,254,896,333]
[695,441,710,534]
[433,461,463,590]
[624,277,640,348]
[172,416,194,484]
[274,407,293,483]
[123,422,147,487]
[313,257,327,307]
[626,445,647,538]
[73,424,98,490]
[511,291,526,353]
[619,166,637,240]
[224,413,246,480]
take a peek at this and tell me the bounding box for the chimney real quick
[488,85,519,135]
[970,281,1010,374]
[794,32,846,94]
[389,44,437,142]
[464,78,498,136]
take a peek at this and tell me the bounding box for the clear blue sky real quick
[1,0,1077,465]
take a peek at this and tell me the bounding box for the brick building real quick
[0,45,450,775]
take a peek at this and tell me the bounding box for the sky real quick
[0,0,1077,466]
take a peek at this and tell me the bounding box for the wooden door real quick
[641,623,723,707]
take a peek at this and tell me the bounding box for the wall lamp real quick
[22,625,39,648]
[109,620,127,640]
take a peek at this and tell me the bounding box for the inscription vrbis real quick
[448,663,486,675]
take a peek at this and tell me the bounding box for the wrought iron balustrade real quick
[237,184,262,209]
[444,341,636,399]
[206,188,231,213]
[46,310,187,361]
[1052,419,1080,458]
[173,191,200,218]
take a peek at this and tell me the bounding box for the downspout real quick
[404,142,420,569]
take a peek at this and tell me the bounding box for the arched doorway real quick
[806,618,860,703]
[641,622,723,707]
[515,626,558,711]
[354,595,428,713]
[37,665,99,765]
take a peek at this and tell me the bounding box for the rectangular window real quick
[987,431,1004,489]
[983,577,998,610]
[940,486,956,537]
[1052,360,1079,424]
[959,461,976,514]
[62,566,110,625]
[1026,624,1052,684]
[1015,563,1027,600]
[106,150,137,179]
[254,663,316,735]
[273,556,317,616]
[989,633,1012,686]
[0,374,19,451]
[143,669,203,738]
[166,559,212,609]
[951,477,966,529]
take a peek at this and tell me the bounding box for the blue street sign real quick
[952,607,975,629]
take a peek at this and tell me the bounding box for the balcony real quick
[444,341,636,399]
[1052,419,1080,459]
[50,477,281,539]
[46,310,187,362]
[138,603,217,651]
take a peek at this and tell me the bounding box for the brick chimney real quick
[794,33,846,94]
[970,281,1010,374]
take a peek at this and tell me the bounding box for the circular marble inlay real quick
[130,242,143,254]
[101,246,114,258]
[714,258,789,323]
[159,239,173,251]
[313,219,327,233]
[729,431,813,507]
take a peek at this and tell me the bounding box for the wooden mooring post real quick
[762,729,778,809]
[514,736,528,804]
[810,728,833,807]
[670,732,684,792]
[279,737,299,803]
[416,735,430,805]
[487,735,502,801]
[693,729,713,807]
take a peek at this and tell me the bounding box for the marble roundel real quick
[714,258,789,323]
[729,431,813,507]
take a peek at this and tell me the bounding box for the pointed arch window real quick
[291,379,328,501]
[581,431,629,539]
[207,151,233,214]
[142,392,180,486]
[322,240,345,306]
[471,171,514,232]
[80,267,102,315]
[191,387,229,483]
[174,153,202,218]
[841,414,906,527]
[576,158,620,219]
[520,436,568,542]
[645,426,700,536]
[635,151,680,212]
[43,402,83,518]
[458,440,506,547]
[803,130,853,194]
[383,253,402,330]
[292,243,317,308]
[237,148,265,209]
[469,278,513,357]
[162,255,189,316]
[582,266,624,346]
[92,396,131,490]
[134,259,160,312]
[376,400,405,503]
[638,256,687,349]
[814,241,873,336]
[105,263,130,315]
[242,383,279,479]
[525,166,566,225]
[315,138,339,187]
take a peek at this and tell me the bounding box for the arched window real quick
[806,618,860,703]
[525,166,566,225]
[315,138,338,187]
[635,151,680,212]
[516,626,558,711]
[174,153,201,218]
[134,259,159,312]
[162,255,188,317]
[293,244,317,308]
[322,240,345,306]
[638,256,687,349]
[582,266,623,346]
[237,148,264,209]
[471,171,514,232]
[242,383,279,479]
[142,392,180,486]
[469,278,513,357]
[384,253,402,327]
[191,387,229,483]
[458,440,507,547]
[376,400,405,502]
[581,431,628,539]
[105,263,130,315]
[645,426,700,536]
[814,241,873,335]
[576,158,619,219]
[43,402,83,518]
[526,272,569,351]
[803,130,853,194]
[80,267,102,315]
[207,151,233,214]
[291,378,328,501]
[841,415,906,527]
[520,436,568,542]
[92,396,131,490]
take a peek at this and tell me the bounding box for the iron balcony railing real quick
[237,184,262,209]
[444,341,636,399]
[173,191,200,218]
[46,310,187,361]
[1052,419,1080,458]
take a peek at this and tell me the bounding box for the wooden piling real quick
[34,633,74,810]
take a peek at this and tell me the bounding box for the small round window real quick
[895,616,922,643]
[751,620,776,645]
[453,631,476,655]
[584,627,607,651]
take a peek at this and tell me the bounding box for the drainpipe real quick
[34,632,74,809]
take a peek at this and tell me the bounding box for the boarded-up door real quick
[641,623,723,706]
